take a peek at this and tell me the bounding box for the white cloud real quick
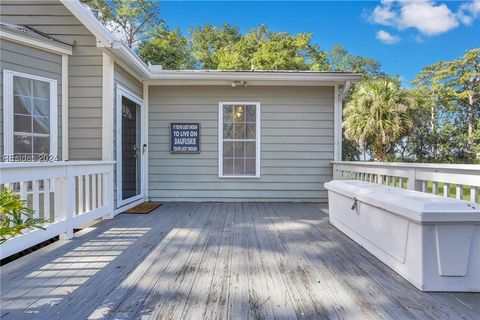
[369,0,478,37]
[376,30,401,44]
[458,0,480,25]
[400,1,458,35]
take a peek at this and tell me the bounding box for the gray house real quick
[0,0,360,216]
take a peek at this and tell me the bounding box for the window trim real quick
[218,102,261,178]
[3,69,58,158]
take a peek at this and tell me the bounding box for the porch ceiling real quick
[1,203,478,319]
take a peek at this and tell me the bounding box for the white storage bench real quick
[324,180,480,292]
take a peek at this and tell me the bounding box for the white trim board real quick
[115,84,145,208]
[3,69,58,158]
[0,26,72,55]
[218,102,261,179]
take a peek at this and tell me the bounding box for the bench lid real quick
[325,180,480,223]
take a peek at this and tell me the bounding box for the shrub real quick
[0,187,48,243]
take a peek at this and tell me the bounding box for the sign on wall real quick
[170,123,200,153]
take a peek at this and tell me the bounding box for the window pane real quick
[233,158,245,175]
[14,135,32,153]
[233,105,245,122]
[223,142,233,157]
[245,142,256,157]
[33,116,49,134]
[13,76,32,96]
[245,159,256,175]
[246,105,256,122]
[223,123,233,139]
[234,142,244,158]
[14,114,31,133]
[14,96,32,115]
[223,158,233,176]
[33,136,50,154]
[246,123,256,139]
[223,105,233,123]
[33,80,50,99]
[233,123,245,139]
[33,98,50,117]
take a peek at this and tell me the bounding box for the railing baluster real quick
[85,174,91,212]
[78,175,84,214]
[97,173,103,207]
[471,187,478,203]
[443,183,450,198]
[432,182,438,195]
[19,181,27,201]
[92,173,97,209]
[43,179,50,220]
[456,184,464,200]
[32,180,40,218]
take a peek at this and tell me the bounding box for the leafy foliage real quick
[139,24,194,69]
[343,79,411,161]
[411,48,480,163]
[82,0,161,48]
[0,188,48,243]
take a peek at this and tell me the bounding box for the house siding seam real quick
[0,0,104,160]
[148,85,334,202]
[0,39,63,159]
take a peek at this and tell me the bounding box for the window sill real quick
[218,175,261,179]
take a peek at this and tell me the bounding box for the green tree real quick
[414,49,480,159]
[327,45,383,77]
[82,0,161,48]
[190,23,241,69]
[343,79,411,161]
[138,24,194,69]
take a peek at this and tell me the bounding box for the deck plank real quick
[0,202,478,320]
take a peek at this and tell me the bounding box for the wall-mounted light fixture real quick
[231,80,247,88]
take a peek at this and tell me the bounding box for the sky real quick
[157,0,480,86]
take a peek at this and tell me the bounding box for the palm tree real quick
[343,79,411,162]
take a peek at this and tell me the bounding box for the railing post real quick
[61,167,75,240]
[102,169,115,219]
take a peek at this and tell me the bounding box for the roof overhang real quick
[0,24,72,55]
[60,1,362,86]
[145,71,362,86]
[60,0,150,79]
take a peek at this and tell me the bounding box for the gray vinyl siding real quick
[114,63,143,99]
[148,85,334,202]
[1,0,104,160]
[0,39,63,159]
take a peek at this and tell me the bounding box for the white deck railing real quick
[333,161,480,204]
[0,161,115,259]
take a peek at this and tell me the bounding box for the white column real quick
[143,83,149,201]
[61,54,69,161]
[102,51,115,161]
[333,85,342,162]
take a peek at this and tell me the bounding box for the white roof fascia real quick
[60,0,151,78]
[145,71,362,86]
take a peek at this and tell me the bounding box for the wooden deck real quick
[1,202,479,320]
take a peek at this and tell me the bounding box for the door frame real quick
[115,84,145,208]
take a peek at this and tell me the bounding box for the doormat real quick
[124,202,162,214]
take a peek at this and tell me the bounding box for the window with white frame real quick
[3,70,57,158]
[219,102,260,177]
